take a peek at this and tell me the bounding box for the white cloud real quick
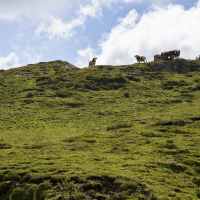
[21,52,42,65]
[76,1,200,67]
[35,15,86,39]
[0,0,168,21]
[1,0,175,41]
[0,0,82,20]
[0,53,21,70]
[78,0,102,18]
[34,0,148,40]
[75,46,97,67]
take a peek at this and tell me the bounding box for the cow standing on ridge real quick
[89,58,97,66]
[196,55,200,61]
[134,55,147,63]
[161,50,180,61]
[174,49,180,59]
[154,54,162,62]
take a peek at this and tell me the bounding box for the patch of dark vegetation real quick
[162,80,188,89]
[36,76,54,86]
[197,189,200,198]
[63,137,79,143]
[23,144,45,149]
[125,75,140,82]
[0,171,155,200]
[29,174,52,184]
[192,177,200,186]
[156,120,185,126]
[55,90,73,98]
[191,116,200,121]
[64,102,85,107]
[157,149,189,155]
[159,161,187,173]
[141,132,162,137]
[24,99,34,104]
[191,83,200,91]
[0,143,12,149]
[124,93,130,98]
[83,74,127,90]
[84,139,96,143]
[4,171,21,182]
[51,175,67,184]
[107,123,132,131]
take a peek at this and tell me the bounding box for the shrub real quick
[197,189,200,198]
[82,181,103,191]
[166,162,186,173]
[107,123,132,131]
[87,190,96,198]
[193,177,200,186]
[113,195,120,200]
[137,194,146,200]
[0,181,8,193]
[23,184,37,200]
[0,143,12,149]
[124,93,130,98]
[34,182,51,200]
[164,143,177,149]
[29,173,51,184]
[121,181,137,192]
[10,188,23,200]
[4,171,21,182]
[51,175,67,184]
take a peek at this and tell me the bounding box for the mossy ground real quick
[0,60,200,199]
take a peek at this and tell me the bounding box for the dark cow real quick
[161,49,180,61]
[134,55,147,63]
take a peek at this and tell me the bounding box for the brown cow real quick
[161,51,174,61]
[174,49,180,58]
[161,49,180,61]
[154,54,162,62]
[134,55,147,63]
[196,55,200,61]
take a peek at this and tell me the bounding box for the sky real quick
[0,0,200,69]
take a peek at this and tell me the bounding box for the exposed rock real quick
[15,74,33,78]
[167,161,183,166]
[148,59,200,74]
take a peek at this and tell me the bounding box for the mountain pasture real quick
[0,60,200,199]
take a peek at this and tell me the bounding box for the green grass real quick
[1,60,200,199]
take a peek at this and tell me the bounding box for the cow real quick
[154,54,162,62]
[161,51,174,61]
[89,58,97,66]
[174,49,180,59]
[134,55,147,63]
[161,49,180,61]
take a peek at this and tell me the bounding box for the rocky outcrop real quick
[148,59,200,74]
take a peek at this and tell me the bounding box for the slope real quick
[0,59,200,199]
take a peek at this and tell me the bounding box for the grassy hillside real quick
[0,59,200,200]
